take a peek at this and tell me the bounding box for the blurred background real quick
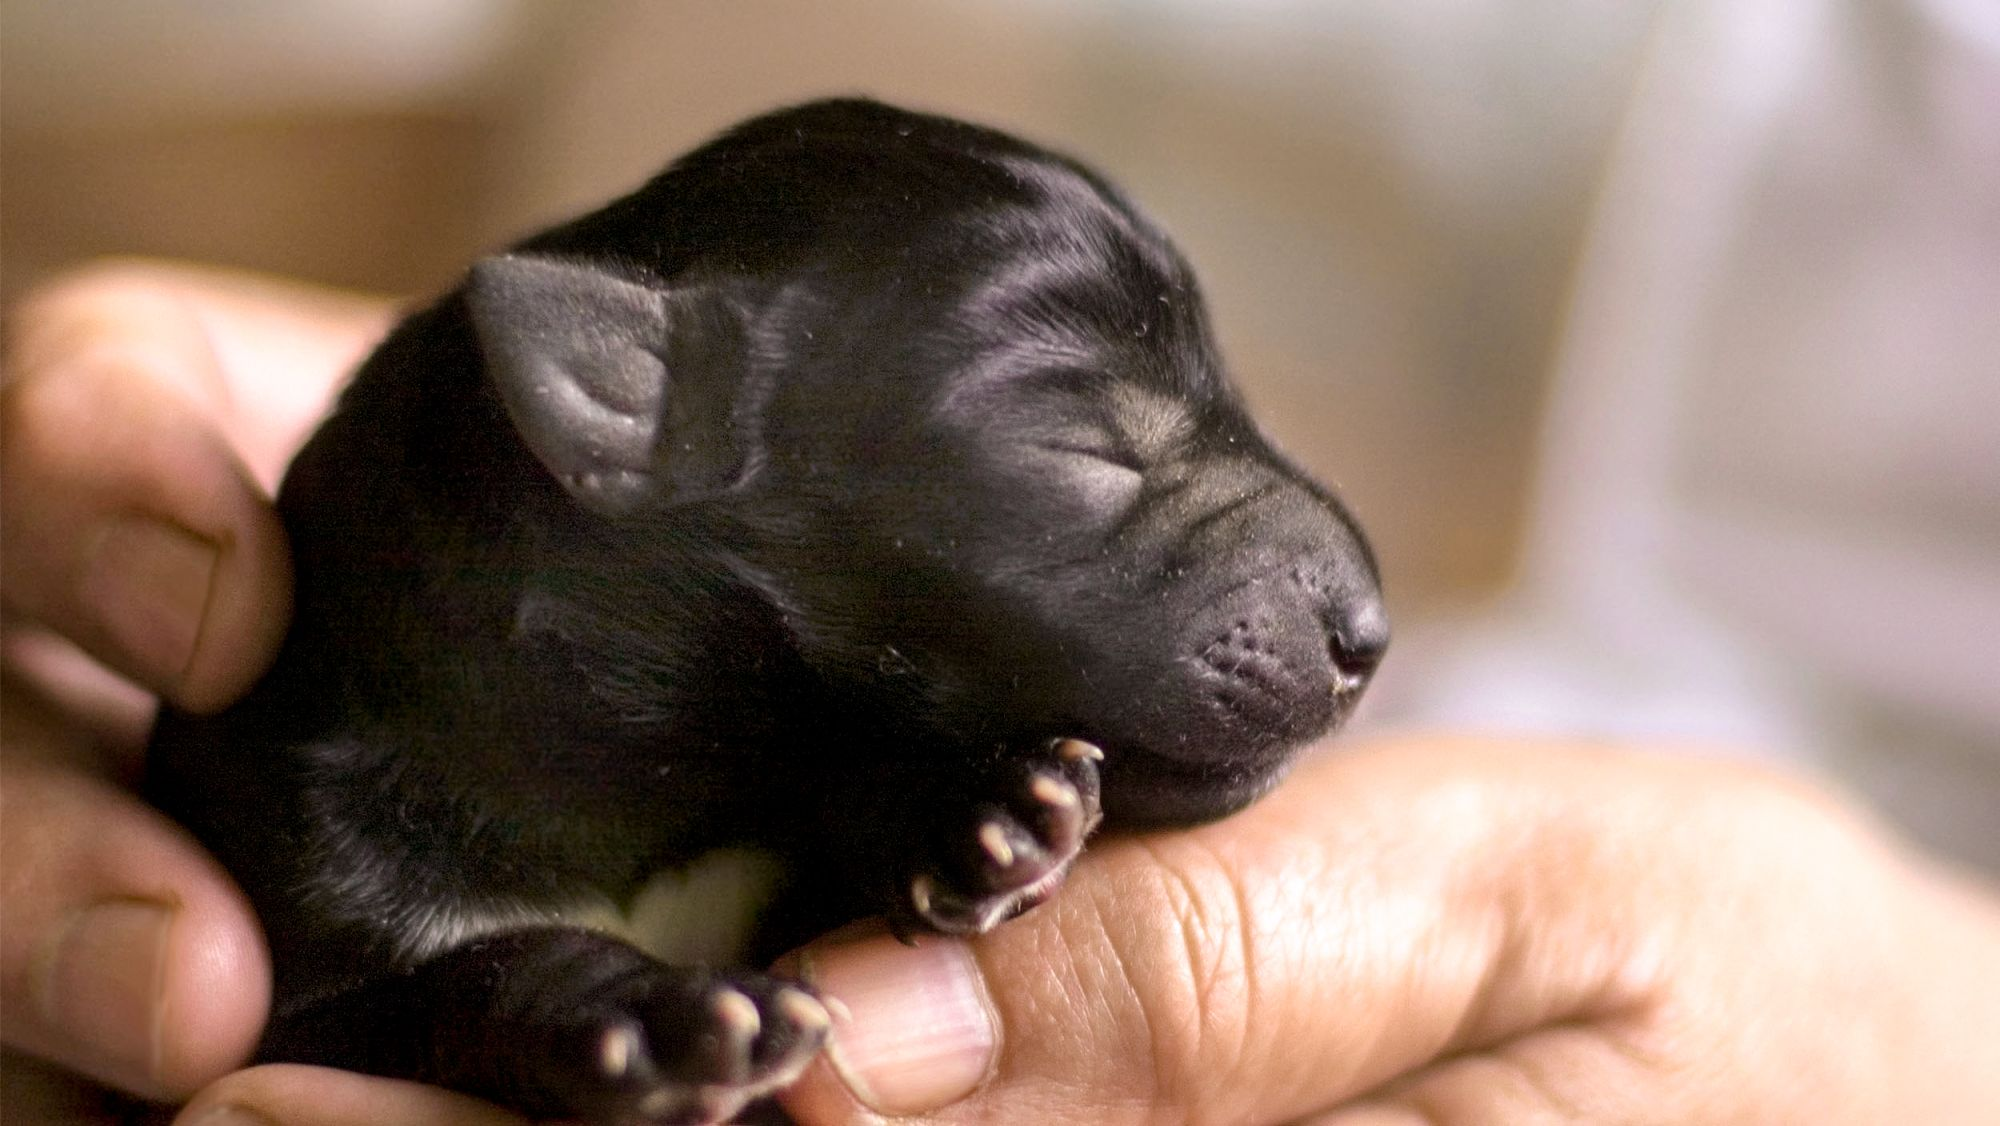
[5,0,1996,869]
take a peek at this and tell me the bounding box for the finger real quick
[0,691,268,1101]
[1,263,390,711]
[781,736,1675,1126]
[172,1065,528,1126]
[0,337,293,712]
[1300,1024,1664,1125]
[5,262,394,491]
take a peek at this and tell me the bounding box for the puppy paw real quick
[901,738,1104,936]
[561,971,830,1125]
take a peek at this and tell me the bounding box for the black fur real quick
[147,99,1387,1124]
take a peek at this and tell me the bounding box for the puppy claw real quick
[911,873,936,917]
[978,820,1016,867]
[1055,737,1104,763]
[1030,774,1080,809]
[638,1089,678,1119]
[712,987,763,1045]
[777,987,831,1034]
[531,958,832,1126]
[598,1022,643,1080]
[823,994,854,1025]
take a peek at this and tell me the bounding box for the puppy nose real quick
[1289,525,1387,691]
[1326,596,1389,688]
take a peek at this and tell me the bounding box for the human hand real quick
[0,263,522,1124]
[779,734,2000,1125]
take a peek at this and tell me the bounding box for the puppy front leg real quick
[264,928,829,1126]
[825,738,1105,939]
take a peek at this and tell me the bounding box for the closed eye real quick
[1043,442,1144,475]
[1027,441,1144,520]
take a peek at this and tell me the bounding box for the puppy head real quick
[467,100,1387,827]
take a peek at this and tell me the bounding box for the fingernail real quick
[187,1105,278,1126]
[77,515,218,686]
[34,898,176,1079]
[804,934,998,1115]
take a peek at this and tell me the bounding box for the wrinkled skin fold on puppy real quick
[146,98,1387,1125]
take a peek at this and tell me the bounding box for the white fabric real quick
[1384,0,2000,872]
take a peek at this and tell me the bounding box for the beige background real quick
[7,1,1996,868]
[3,1,1659,620]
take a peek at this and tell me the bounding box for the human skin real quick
[4,264,1997,1125]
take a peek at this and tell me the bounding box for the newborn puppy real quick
[148,98,1387,1125]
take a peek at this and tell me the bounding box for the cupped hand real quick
[780,734,2000,1125]
[0,262,517,1124]
[12,265,1999,1126]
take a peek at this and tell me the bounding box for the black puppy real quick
[148,99,1387,1124]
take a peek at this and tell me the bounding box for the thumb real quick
[0,687,270,1099]
[780,737,1667,1125]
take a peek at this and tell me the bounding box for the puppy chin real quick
[1093,649,1341,770]
[1096,744,1298,829]
[1083,667,1356,828]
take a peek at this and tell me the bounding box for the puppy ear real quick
[466,253,671,516]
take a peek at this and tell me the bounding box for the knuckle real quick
[0,374,89,570]
[0,363,95,466]
[168,1064,290,1125]
[0,369,121,576]
[9,258,183,336]
[4,258,217,423]
[1677,755,1878,862]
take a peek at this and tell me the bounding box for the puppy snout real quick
[1124,460,1385,759]
[1201,483,1387,726]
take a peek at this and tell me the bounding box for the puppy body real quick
[148,99,1386,1123]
